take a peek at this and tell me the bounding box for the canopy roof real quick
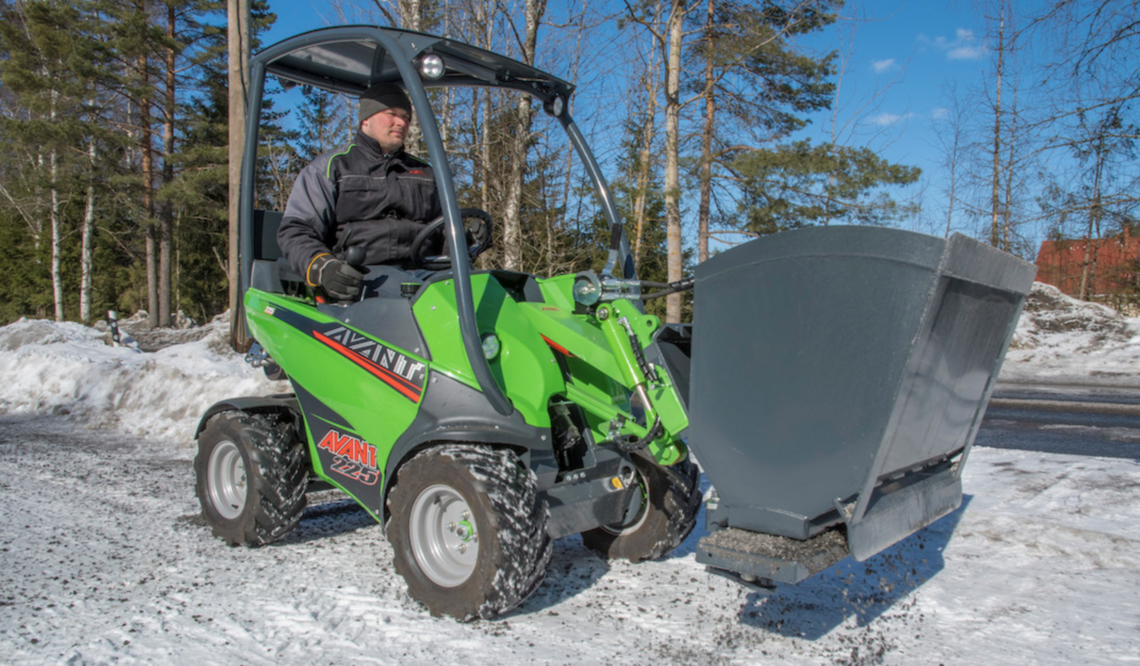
[257,26,574,104]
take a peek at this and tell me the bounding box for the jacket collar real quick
[355,130,403,160]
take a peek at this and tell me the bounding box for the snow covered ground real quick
[0,282,1138,664]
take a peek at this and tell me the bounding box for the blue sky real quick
[257,1,1000,243]
[792,1,996,237]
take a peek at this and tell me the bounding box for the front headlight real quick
[481,333,501,360]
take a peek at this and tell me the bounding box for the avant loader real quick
[194,26,1036,620]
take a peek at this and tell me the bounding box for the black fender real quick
[195,394,303,438]
[379,372,558,524]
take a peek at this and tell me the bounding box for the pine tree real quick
[689,0,841,254]
[0,0,112,322]
[161,23,230,324]
[732,140,920,234]
[296,86,352,163]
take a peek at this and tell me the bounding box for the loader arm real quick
[522,283,689,467]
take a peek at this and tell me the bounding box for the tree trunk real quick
[159,4,176,327]
[49,88,63,322]
[502,0,546,271]
[945,133,958,238]
[989,1,1005,249]
[80,137,96,324]
[399,0,422,35]
[228,0,251,348]
[478,0,492,219]
[50,147,63,322]
[399,0,424,150]
[1001,84,1018,253]
[663,0,685,322]
[1078,133,1107,301]
[696,0,715,264]
[480,90,491,211]
[501,110,526,271]
[139,48,158,328]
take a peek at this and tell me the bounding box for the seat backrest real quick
[249,211,298,294]
[253,210,285,261]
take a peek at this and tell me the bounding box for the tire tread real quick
[194,411,308,547]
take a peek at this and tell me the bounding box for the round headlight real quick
[481,333,501,360]
[419,54,445,80]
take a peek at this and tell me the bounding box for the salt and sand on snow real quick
[0,282,1137,664]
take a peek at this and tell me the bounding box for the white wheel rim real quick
[409,484,479,587]
[207,440,247,520]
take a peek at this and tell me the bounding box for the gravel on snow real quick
[1,414,1137,665]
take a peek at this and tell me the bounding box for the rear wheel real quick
[581,452,701,562]
[194,411,308,546]
[387,445,551,620]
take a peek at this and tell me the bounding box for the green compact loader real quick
[194,26,1036,620]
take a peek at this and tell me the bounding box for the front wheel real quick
[581,451,701,562]
[387,445,551,620]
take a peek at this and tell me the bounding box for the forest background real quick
[0,0,1135,328]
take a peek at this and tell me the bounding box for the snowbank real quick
[0,281,1135,443]
[1002,282,1140,385]
[0,314,287,445]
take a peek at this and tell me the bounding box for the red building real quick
[1035,232,1140,300]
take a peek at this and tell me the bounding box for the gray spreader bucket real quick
[687,227,1035,578]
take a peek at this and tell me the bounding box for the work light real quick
[419,54,445,79]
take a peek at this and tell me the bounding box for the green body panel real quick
[244,289,423,504]
[243,271,692,516]
[413,274,563,429]
[518,303,623,380]
[535,274,577,310]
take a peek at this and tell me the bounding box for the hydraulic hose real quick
[640,277,695,300]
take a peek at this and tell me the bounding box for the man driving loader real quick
[277,83,442,300]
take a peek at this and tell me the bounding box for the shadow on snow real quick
[734,494,971,640]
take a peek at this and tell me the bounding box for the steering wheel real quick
[410,208,495,271]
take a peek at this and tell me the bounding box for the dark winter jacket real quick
[277,131,441,282]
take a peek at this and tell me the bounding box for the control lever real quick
[342,246,367,302]
[344,245,366,270]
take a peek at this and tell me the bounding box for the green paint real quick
[413,275,563,428]
[244,289,424,499]
[325,144,355,179]
[242,268,693,522]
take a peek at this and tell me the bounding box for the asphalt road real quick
[978,383,1140,459]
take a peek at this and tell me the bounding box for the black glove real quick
[308,254,364,300]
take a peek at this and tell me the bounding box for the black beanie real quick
[359,83,412,122]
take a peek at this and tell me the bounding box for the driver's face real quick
[361,108,411,154]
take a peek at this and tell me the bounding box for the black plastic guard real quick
[383,372,557,498]
[195,394,301,437]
